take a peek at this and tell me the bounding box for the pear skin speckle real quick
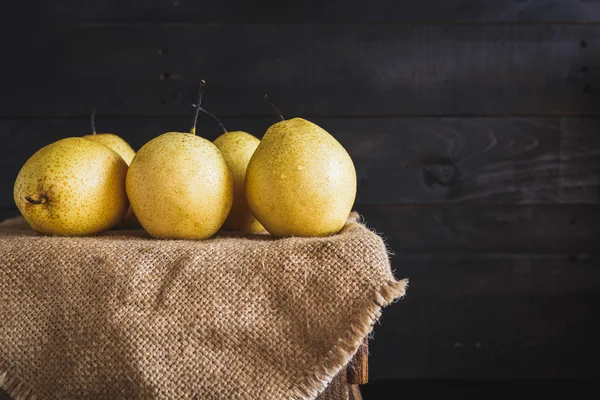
[245,118,357,237]
[126,132,233,240]
[13,137,129,236]
[213,131,266,234]
[83,133,136,165]
[83,132,138,228]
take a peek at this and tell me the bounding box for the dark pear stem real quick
[91,108,97,135]
[199,107,227,134]
[25,195,47,205]
[264,94,284,121]
[190,80,206,135]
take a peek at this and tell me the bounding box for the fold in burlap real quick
[0,215,407,400]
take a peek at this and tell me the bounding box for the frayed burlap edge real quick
[1,213,407,400]
[0,368,37,400]
[288,278,408,400]
[0,279,407,400]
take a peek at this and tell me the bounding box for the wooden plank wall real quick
[1,0,599,384]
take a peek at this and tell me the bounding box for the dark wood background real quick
[1,0,600,397]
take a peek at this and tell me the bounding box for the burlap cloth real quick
[0,214,407,400]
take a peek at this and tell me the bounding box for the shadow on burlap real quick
[0,215,407,400]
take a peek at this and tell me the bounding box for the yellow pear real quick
[84,132,138,228]
[214,131,265,233]
[126,81,233,239]
[82,109,138,228]
[13,137,129,236]
[245,97,356,237]
[83,134,136,165]
[200,108,265,233]
[82,109,136,164]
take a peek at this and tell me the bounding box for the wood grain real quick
[358,203,600,254]
[559,117,600,203]
[368,253,600,379]
[349,385,363,400]
[347,337,369,385]
[2,117,598,207]
[4,0,600,24]
[1,25,598,117]
[360,379,598,397]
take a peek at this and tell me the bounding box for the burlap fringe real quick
[0,369,37,400]
[288,278,408,400]
[1,214,407,400]
[1,279,407,400]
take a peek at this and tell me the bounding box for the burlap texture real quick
[0,215,407,400]
[315,371,349,400]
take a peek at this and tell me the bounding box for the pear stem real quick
[264,94,284,121]
[190,80,206,135]
[91,108,97,135]
[198,107,227,134]
[25,195,47,205]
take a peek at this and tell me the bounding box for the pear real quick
[84,134,136,165]
[83,109,139,228]
[245,97,356,237]
[13,137,129,236]
[198,108,265,233]
[126,81,233,240]
[83,109,136,164]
